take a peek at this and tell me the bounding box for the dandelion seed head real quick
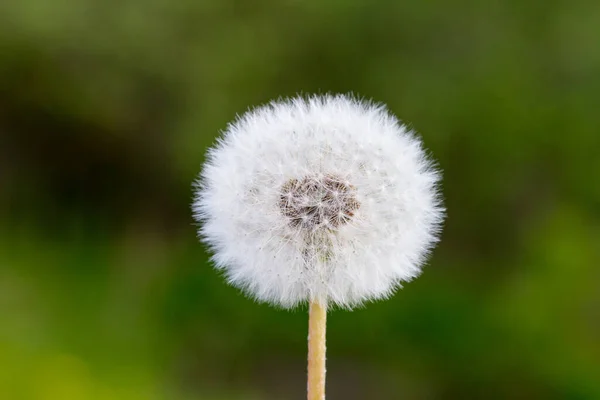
[193,94,444,308]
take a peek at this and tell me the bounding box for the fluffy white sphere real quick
[193,94,444,308]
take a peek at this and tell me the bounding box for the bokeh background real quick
[1,1,599,399]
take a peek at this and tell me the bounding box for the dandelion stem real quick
[307,300,327,400]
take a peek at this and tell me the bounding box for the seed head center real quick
[279,175,360,230]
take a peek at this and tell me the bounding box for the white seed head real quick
[193,94,444,309]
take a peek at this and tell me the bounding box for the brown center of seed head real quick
[279,174,360,230]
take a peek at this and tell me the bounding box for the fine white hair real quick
[193,94,444,309]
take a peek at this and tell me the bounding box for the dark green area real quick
[1,1,599,399]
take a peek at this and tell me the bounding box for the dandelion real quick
[193,94,444,400]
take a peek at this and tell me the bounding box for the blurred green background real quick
[1,0,599,399]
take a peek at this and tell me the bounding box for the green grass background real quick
[1,0,599,399]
